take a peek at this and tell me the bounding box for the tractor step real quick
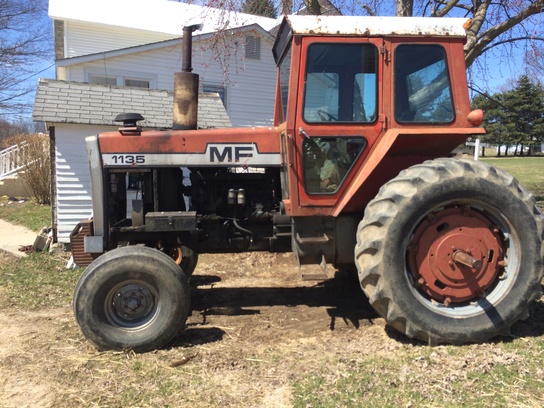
[299,255,331,281]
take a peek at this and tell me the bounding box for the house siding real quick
[54,124,112,243]
[63,35,276,127]
[64,21,175,58]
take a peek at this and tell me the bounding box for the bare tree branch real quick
[481,36,544,54]
[464,1,544,67]
[431,0,462,17]
[0,0,52,115]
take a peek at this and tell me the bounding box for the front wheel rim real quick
[105,280,160,330]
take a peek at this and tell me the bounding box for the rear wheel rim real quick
[406,205,516,317]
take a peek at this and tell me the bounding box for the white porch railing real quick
[0,143,28,180]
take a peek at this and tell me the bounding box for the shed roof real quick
[32,79,231,129]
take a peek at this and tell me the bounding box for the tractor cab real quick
[272,16,483,216]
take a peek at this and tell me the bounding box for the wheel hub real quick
[112,283,155,321]
[407,206,505,304]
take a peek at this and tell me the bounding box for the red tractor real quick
[71,15,544,352]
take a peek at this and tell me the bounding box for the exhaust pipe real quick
[173,24,203,130]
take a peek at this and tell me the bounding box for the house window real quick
[86,70,157,88]
[245,36,261,60]
[89,75,117,86]
[124,78,150,88]
[203,84,227,108]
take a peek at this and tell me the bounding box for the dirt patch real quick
[0,252,383,407]
[0,308,71,408]
[187,252,377,341]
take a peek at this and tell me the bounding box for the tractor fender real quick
[333,127,485,216]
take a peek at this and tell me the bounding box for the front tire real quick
[74,246,191,352]
[355,158,544,344]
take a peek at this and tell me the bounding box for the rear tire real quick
[179,245,198,278]
[161,244,198,278]
[355,158,544,344]
[74,246,190,352]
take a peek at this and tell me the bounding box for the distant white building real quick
[33,0,280,243]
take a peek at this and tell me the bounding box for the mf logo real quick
[208,144,254,163]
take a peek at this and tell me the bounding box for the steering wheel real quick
[317,109,338,122]
[304,137,325,162]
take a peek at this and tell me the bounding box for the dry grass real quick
[1,251,544,407]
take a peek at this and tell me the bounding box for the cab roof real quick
[273,15,469,64]
[284,15,468,37]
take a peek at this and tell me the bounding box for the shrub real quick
[4,134,51,205]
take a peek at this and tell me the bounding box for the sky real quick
[4,9,56,123]
[11,0,543,123]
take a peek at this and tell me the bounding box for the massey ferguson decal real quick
[101,143,281,167]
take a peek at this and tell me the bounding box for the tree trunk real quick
[305,0,321,15]
[396,0,413,16]
[280,0,292,15]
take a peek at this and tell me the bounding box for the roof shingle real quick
[32,79,232,129]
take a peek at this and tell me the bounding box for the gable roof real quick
[32,79,231,129]
[49,0,279,36]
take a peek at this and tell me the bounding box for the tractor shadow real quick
[508,290,544,340]
[172,279,544,349]
[173,270,379,347]
[190,271,376,322]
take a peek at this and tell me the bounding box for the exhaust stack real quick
[173,24,203,130]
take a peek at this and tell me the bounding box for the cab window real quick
[278,44,292,123]
[303,43,377,123]
[394,44,454,123]
[303,137,366,194]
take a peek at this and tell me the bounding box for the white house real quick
[33,0,280,243]
[49,0,279,127]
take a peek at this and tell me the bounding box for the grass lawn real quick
[480,156,544,209]
[0,196,51,232]
[480,156,544,194]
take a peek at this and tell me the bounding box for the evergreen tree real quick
[508,76,544,154]
[472,76,544,156]
[240,0,277,18]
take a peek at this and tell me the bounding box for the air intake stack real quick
[173,24,203,130]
